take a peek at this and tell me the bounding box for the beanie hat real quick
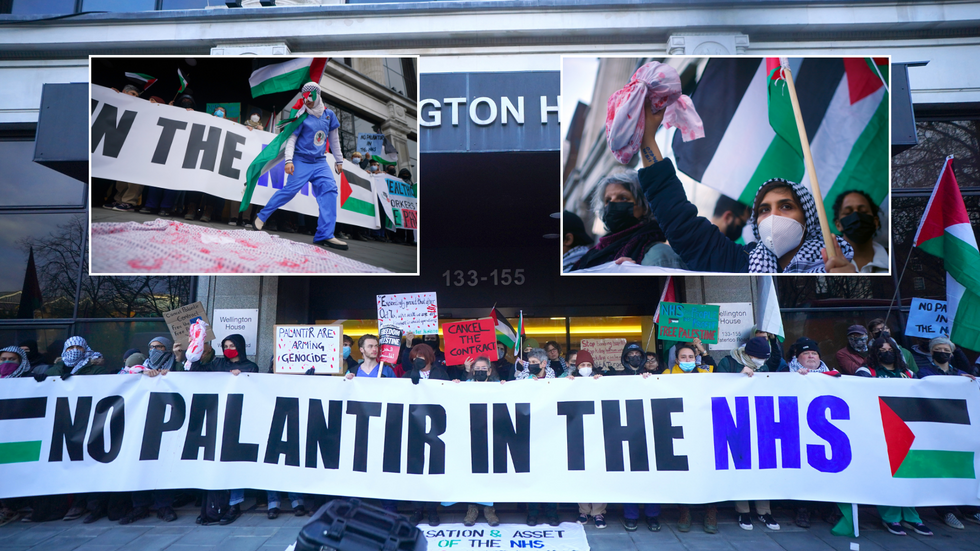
[125,353,147,368]
[794,337,820,355]
[576,350,595,365]
[744,336,771,359]
[524,337,539,349]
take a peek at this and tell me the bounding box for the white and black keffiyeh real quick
[788,356,830,373]
[0,346,31,379]
[300,82,325,119]
[747,178,853,273]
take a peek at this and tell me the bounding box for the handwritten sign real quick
[905,298,950,339]
[163,301,215,348]
[708,302,754,351]
[658,302,720,344]
[377,292,439,335]
[273,324,343,375]
[357,132,386,156]
[579,338,627,370]
[379,324,402,364]
[421,523,589,551]
[442,318,499,366]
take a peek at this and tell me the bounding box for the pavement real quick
[3,500,979,551]
[92,207,418,274]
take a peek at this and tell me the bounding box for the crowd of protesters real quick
[1,318,977,536]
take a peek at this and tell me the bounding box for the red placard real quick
[442,317,499,366]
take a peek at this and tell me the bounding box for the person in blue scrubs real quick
[255,82,348,250]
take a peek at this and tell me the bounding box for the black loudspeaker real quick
[293,498,426,551]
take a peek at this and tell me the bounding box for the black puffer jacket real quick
[191,334,259,373]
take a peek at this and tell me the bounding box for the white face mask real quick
[578,367,593,377]
[352,157,361,164]
[251,114,260,122]
[751,357,767,368]
[758,214,805,258]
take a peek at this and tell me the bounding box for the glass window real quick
[0,326,70,365]
[893,119,979,189]
[82,0,156,11]
[9,0,76,15]
[323,101,381,160]
[781,309,893,367]
[407,138,417,176]
[0,213,84,320]
[72,320,173,373]
[0,141,85,207]
[383,58,407,97]
[161,0,211,9]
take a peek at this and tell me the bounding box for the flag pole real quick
[781,64,838,259]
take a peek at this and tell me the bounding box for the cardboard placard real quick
[905,298,950,338]
[658,302,720,343]
[378,324,402,365]
[579,338,627,370]
[273,324,343,375]
[164,302,215,347]
[708,302,754,351]
[442,317,499,366]
[377,292,439,335]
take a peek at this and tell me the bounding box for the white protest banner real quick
[906,298,950,339]
[377,292,438,335]
[579,338,627,370]
[2,374,979,507]
[211,309,259,356]
[422,524,588,551]
[273,324,343,375]
[163,302,215,348]
[357,132,386,157]
[378,175,418,230]
[708,303,754,351]
[90,85,380,229]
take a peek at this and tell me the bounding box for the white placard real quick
[579,338,627,370]
[906,298,950,339]
[211,309,259,356]
[273,324,343,374]
[377,292,439,335]
[422,524,589,551]
[708,302,755,351]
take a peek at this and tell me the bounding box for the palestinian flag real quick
[515,311,525,356]
[673,57,888,233]
[177,68,188,94]
[652,276,675,324]
[249,58,329,97]
[756,275,784,340]
[879,396,975,478]
[371,134,399,166]
[490,307,517,349]
[913,156,980,350]
[125,72,157,92]
[241,114,306,212]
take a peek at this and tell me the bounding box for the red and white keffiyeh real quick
[605,61,704,164]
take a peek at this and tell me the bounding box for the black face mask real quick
[840,212,877,243]
[879,350,896,365]
[932,351,951,365]
[724,221,745,242]
[602,202,639,234]
[626,355,644,369]
[528,364,542,375]
[474,371,488,382]
[412,357,427,370]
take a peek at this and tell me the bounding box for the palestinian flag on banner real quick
[490,307,517,349]
[177,68,188,94]
[879,396,975,479]
[673,57,888,232]
[913,156,980,350]
[249,58,329,97]
[652,276,675,324]
[338,165,377,220]
[125,72,157,92]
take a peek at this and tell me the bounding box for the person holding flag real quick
[253,82,348,251]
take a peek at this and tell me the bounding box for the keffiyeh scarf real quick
[62,336,103,375]
[0,346,31,379]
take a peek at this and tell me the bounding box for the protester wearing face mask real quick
[245,109,264,131]
[835,325,869,375]
[18,340,50,376]
[918,337,975,379]
[46,336,106,379]
[492,341,515,381]
[0,346,31,379]
[341,334,358,372]
[515,348,554,380]
[710,195,750,242]
[369,160,381,174]
[562,210,594,272]
[833,190,887,273]
[636,108,856,273]
[564,350,606,529]
[717,336,770,377]
[570,171,686,270]
[866,319,918,373]
[139,336,182,378]
[404,343,450,385]
[660,343,715,375]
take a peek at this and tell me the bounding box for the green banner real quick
[658,302,720,344]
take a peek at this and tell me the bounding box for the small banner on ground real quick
[377,292,438,335]
[1,374,978,506]
[708,303,754,351]
[442,318,499,366]
[273,325,343,375]
[658,302,720,343]
[906,298,950,339]
[90,85,383,230]
[579,338,627,371]
[422,524,588,551]
[163,302,214,348]
[379,325,403,365]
